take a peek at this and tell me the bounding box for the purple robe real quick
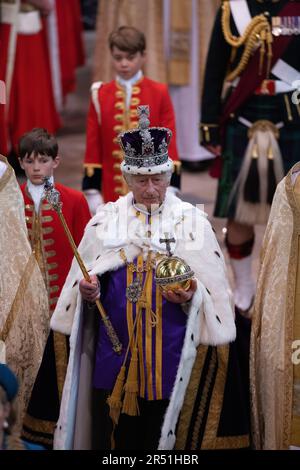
[93,263,187,400]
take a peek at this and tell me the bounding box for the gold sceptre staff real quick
[43,177,122,355]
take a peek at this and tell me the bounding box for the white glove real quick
[84,189,104,215]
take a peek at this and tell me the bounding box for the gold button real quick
[131,98,140,107]
[114,113,124,122]
[115,101,125,110]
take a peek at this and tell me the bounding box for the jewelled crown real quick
[118,105,174,175]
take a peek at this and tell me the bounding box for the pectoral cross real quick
[159,233,175,256]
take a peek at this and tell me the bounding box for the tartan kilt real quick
[214,98,300,220]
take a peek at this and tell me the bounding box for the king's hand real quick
[162,279,197,304]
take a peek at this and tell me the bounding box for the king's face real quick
[128,174,169,211]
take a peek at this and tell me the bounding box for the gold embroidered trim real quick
[42,227,53,234]
[45,250,56,259]
[22,429,53,446]
[115,101,125,110]
[113,175,123,183]
[49,297,59,306]
[113,124,124,133]
[0,254,36,342]
[221,1,273,81]
[47,262,58,270]
[137,306,145,398]
[5,435,26,450]
[83,163,102,168]
[130,109,138,117]
[284,174,300,447]
[129,121,138,129]
[191,347,218,449]
[43,238,54,247]
[114,187,125,194]
[131,98,140,107]
[284,93,293,121]
[132,86,141,94]
[114,113,125,122]
[145,259,154,400]
[53,331,68,402]
[30,212,49,293]
[49,285,59,294]
[175,346,208,449]
[120,249,158,273]
[0,155,12,192]
[173,161,182,174]
[155,286,163,399]
[41,215,53,223]
[201,346,248,449]
[23,413,56,435]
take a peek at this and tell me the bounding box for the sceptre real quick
[43,177,122,354]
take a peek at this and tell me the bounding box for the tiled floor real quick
[54,32,265,289]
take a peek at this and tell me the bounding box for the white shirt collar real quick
[27,176,54,213]
[116,69,143,88]
[116,70,143,109]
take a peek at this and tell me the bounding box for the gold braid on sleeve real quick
[221,1,273,81]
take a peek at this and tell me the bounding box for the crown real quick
[118,105,174,175]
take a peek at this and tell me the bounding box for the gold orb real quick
[155,256,194,292]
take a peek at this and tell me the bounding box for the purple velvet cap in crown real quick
[118,105,174,175]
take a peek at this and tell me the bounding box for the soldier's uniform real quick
[20,182,91,448]
[200,0,300,223]
[200,0,300,311]
[0,1,60,151]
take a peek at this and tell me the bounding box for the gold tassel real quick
[122,346,140,417]
[252,143,258,159]
[259,30,266,75]
[107,365,126,426]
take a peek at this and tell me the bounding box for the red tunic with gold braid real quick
[0,1,61,151]
[20,183,91,313]
[83,76,181,203]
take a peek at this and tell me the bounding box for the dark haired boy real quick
[83,26,181,213]
[18,128,91,447]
